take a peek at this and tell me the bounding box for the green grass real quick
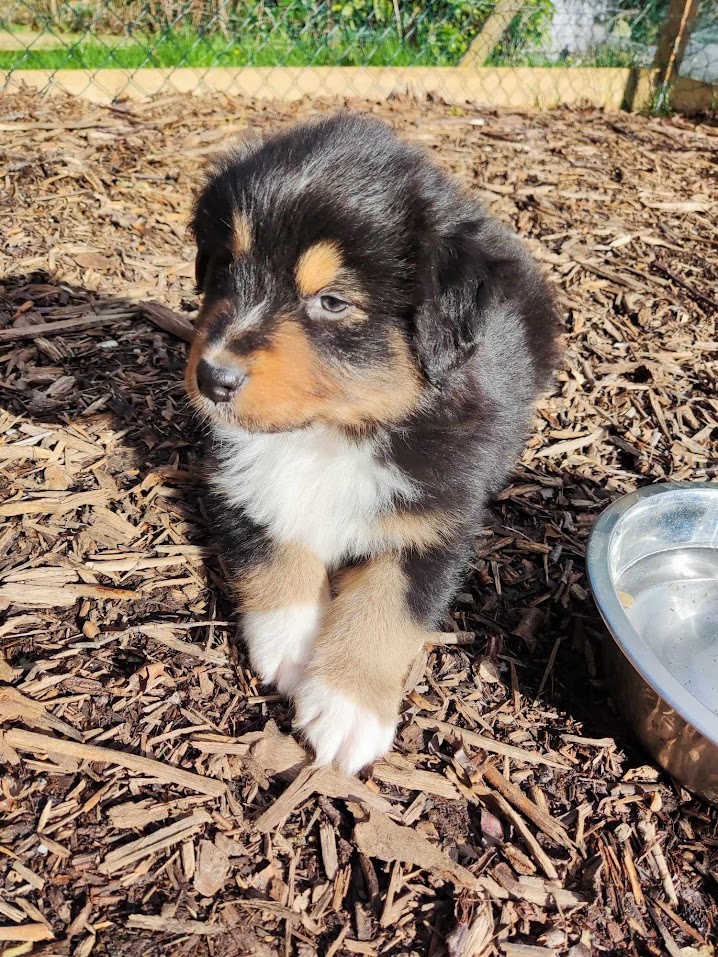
[0,22,649,72]
[0,28,451,70]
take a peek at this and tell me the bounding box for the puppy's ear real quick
[412,221,486,385]
[195,249,208,295]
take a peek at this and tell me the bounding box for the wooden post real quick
[217,0,230,40]
[461,0,526,69]
[392,0,403,39]
[653,0,701,97]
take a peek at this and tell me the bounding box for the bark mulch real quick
[1,91,717,957]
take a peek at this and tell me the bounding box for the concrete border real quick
[0,65,648,109]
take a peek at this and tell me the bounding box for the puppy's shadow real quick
[1,271,197,470]
[0,272,250,688]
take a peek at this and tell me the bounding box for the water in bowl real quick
[615,546,718,714]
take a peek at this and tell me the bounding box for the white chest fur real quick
[211,424,418,566]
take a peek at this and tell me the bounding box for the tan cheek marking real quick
[378,509,457,552]
[385,329,424,418]
[192,315,423,432]
[237,543,329,613]
[295,241,344,297]
[308,555,427,722]
[235,321,341,429]
[232,211,252,258]
[331,329,424,428]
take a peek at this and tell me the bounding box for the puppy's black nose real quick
[196,358,247,403]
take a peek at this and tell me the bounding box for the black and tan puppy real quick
[186,113,560,773]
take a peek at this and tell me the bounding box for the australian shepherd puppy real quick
[185,113,560,774]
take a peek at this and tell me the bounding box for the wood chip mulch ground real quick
[1,90,717,957]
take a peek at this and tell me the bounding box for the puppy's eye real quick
[319,295,349,314]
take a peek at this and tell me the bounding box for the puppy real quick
[186,113,560,774]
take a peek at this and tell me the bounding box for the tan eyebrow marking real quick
[295,241,344,297]
[232,211,252,258]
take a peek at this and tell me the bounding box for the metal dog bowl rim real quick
[586,481,718,749]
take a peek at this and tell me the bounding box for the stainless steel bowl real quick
[587,482,718,802]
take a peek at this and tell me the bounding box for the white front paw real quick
[243,604,324,695]
[293,676,397,775]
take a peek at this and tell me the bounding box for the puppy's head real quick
[186,113,510,434]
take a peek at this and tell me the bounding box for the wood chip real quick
[320,821,339,880]
[354,809,482,890]
[0,687,84,741]
[5,729,226,797]
[481,789,559,880]
[139,301,196,343]
[638,818,679,907]
[493,863,585,909]
[10,861,45,891]
[415,717,567,769]
[482,764,573,850]
[139,625,228,664]
[254,766,393,834]
[0,313,130,342]
[446,902,494,957]
[0,925,54,942]
[371,762,461,800]
[126,916,227,936]
[501,945,556,957]
[193,839,230,898]
[99,812,210,875]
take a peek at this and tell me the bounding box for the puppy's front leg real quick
[292,553,430,775]
[239,543,330,695]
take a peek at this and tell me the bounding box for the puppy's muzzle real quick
[196,357,247,404]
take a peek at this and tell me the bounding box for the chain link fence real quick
[0,0,716,108]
